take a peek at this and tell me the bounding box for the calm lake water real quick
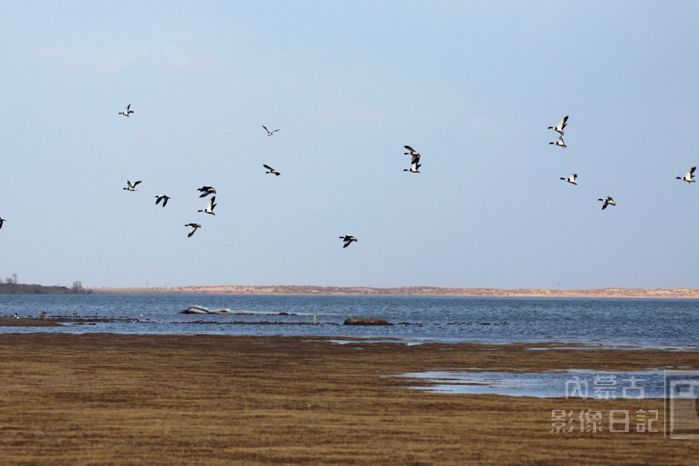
[0,293,698,349]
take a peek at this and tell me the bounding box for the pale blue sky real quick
[1,1,698,288]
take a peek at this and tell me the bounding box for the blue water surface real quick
[0,293,697,349]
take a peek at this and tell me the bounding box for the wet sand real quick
[0,317,61,327]
[0,334,697,465]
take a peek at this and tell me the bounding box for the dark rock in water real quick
[343,316,392,326]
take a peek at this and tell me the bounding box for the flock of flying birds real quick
[0,108,695,240]
[547,114,696,210]
[116,107,287,241]
[112,104,427,246]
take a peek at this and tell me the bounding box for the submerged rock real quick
[343,316,392,326]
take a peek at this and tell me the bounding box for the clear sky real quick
[1,1,698,289]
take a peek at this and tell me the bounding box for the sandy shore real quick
[0,335,697,465]
[96,285,699,299]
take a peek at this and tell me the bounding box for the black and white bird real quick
[403,148,422,173]
[263,164,281,176]
[676,166,696,184]
[197,186,217,198]
[403,155,421,173]
[185,223,202,238]
[549,136,567,148]
[0,217,5,229]
[118,104,134,117]
[339,235,358,248]
[548,115,568,135]
[560,174,578,185]
[198,196,217,215]
[155,195,171,207]
[123,180,142,191]
[262,125,280,136]
[403,145,420,157]
[598,196,616,210]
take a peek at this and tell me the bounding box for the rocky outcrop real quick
[343,316,392,326]
[180,305,233,315]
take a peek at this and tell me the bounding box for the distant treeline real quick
[0,282,92,294]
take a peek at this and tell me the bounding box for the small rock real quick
[343,316,392,326]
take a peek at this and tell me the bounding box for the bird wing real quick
[560,115,568,128]
[411,154,420,164]
[690,167,697,176]
[404,145,414,152]
[126,104,131,111]
[272,129,280,133]
[133,180,142,187]
[263,164,273,171]
[155,196,162,205]
[262,125,269,132]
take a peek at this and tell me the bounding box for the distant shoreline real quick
[93,285,699,299]
[0,283,91,295]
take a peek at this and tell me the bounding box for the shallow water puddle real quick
[400,369,666,398]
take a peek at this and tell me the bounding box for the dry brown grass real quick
[0,334,696,465]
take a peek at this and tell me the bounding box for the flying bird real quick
[263,164,281,176]
[339,235,358,248]
[118,104,134,117]
[198,196,217,215]
[560,174,578,185]
[123,180,142,191]
[197,186,217,198]
[185,223,202,238]
[262,125,280,136]
[598,196,616,210]
[403,158,421,173]
[403,145,420,157]
[155,195,171,207]
[549,136,567,148]
[403,150,421,173]
[676,166,696,184]
[548,115,569,135]
[0,217,5,229]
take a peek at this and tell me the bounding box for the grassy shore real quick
[0,335,697,464]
